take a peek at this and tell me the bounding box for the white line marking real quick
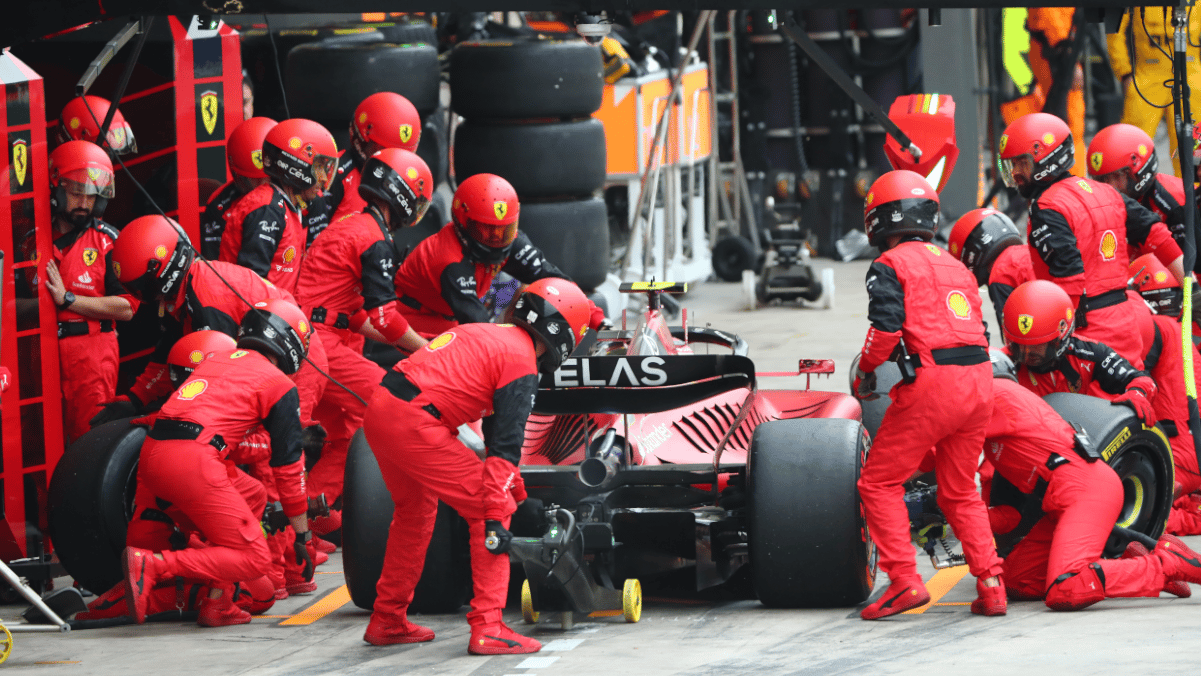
[541,639,584,651]
[516,656,560,669]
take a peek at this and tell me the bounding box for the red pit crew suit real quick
[856,241,1003,584]
[362,323,537,631]
[218,183,306,294]
[134,349,307,588]
[296,208,409,501]
[302,153,361,247]
[1012,336,1156,403]
[987,379,1174,609]
[987,245,1035,334]
[395,224,601,336]
[53,218,138,442]
[1026,175,1179,365]
[1141,172,1201,273]
[126,261,327,428]
[200,181,244,261]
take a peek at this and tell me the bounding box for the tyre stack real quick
[283,20,450,242]
[450,38,610,293]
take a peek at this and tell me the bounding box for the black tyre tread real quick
[850,358,901,440]
[379,20,438,46]
[518,197,610,291]
[286,41,441,120]
[748,418,875,607]
[450,39,603,119]
[453,119,606,198]
[47,419,145,594]
[712,236,756,282]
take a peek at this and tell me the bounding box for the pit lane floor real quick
[6,260,1191,674]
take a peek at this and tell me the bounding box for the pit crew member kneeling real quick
[360,278,590,653]
[852,170,1005,619]
[121,300,314,627]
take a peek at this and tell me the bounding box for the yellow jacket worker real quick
[1107,6,1201,176]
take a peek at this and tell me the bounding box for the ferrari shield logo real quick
[1089,152,1103,173]
[399,124,413,145]
[1018,314,1034,335]
[200,90,219,136]
[493,201,508,220]
[251,149,264,170]
[82,248,98,266]
[12,139,28,187]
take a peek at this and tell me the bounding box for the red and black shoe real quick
[1124,541,1191,598]
[468,622,541,655]
[860,576,930,620]
[197,587,253,628]
[363,613,435,646]
[310,509,342,538]
[969,577,1007,616]
[76,584,129,621]
[314,538,337,554]
[1156,534,1201,586]
[122,547,165,624]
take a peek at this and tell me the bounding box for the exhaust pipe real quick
[578,429,621,488]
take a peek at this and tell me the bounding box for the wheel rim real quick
[521,579,539,624]
[622,578,642,623]
[859,433,878,593]
[0,623,13,664]
[1111,445,1159,533]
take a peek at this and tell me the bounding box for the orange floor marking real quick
[587,610,623,618]
[902,565,970,614]
[280,585,351,625]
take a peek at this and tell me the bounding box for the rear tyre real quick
[47,419,145,595]
[518,197,611,291]
[286,41,441,119]
[450,39,603,119]
[848,356,902,440]
[748,418,875,607]
[453,119,607,198]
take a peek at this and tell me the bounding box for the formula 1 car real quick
[342,281,877,618]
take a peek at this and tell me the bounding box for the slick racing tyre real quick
[47,419,145,595]
[748,418,876,607]
[712,236,756,283]
[450,39,604,119]
[343,430,472,612]
[286,40,441,119]
[518,197,610,291]
[453,119,606,199]
[847,356,902,440]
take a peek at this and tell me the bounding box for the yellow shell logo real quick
[1155,271,1169,283]
[947,291,971,319]
[288,137,303,150]
[949,242,959,256]
[1077,180,1093,194]
[406,167,418,180]
[1018,314,1034,335]
[154,245,168,259]
[999,135,1008,154]
[1042,132,1055,146]
[1099,230,1118,261]
[283,246,296,264]
[69,117,81,130]
[188,349,205,365]
[298,320,309,335]
[177,379,208,400]
[230,350,249,358]
[1090,152,1104,173]
[358,112,368,125]
[1138,144,1148,157]
[1066,308,1073,322]
[82,248,98,266]
[251,149,263,170]
[399,124,413,144]
[494,201,508,220]
[866,192,875,206]
[427,332,456,351]
[925,244,942,256]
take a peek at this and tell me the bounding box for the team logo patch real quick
[1155,271,1169,283]
[546,284,561,295]
[358,112,368,125]
[283,246,296,264]
[11,139,27,187]
[949,242,959,255]
[251,149,264,170]
[154,245,168,259]
[1018,314,1034,335]
[298,320,309,335]
[494,201,508,220]
[230,350,249,358]
[925,244,942,256]
[580,325,588,338]
[865,192,874,206]
[1138,144,1148,157]
[427,333,456,351]
[1089,152,1104,173]
[999,135,1008,154]
[1076,180,1093,193]
[946,290,971,319]
[1099,230,1118,261]
[87,167,103,183]
[69,117,81,130]
[1042,132,1055,146]
[288,137,303,150]
[188,349,205,365]
[399,124,413,144]
[177,379,208,400]
[406,167,418,180]
[82,248,98,266]
[113,261,121,278]
[200,90,219,136]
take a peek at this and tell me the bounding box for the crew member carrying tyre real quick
[394,173,605,337]
[201,117,277,260]
[42,141,137,443]
[997,112,1181,365]
[57,95,138,155]
[219,118,338,294]
[947,207,1033,332]
[303,92,422,245]
[121,300,314,628]
[851,170,1006,619]
[1088,123,1198,275]
[1002,280,1157,421]
[360,278,590,653]
[983,367,1201,610]
[296,148,433,527]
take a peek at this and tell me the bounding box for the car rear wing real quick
[534,355,756,415]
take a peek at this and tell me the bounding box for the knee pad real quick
[1044,563,1106,612]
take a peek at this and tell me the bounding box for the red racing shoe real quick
[314,537,337,554]
[1155,535,1201,586]
[122,547,167,624]
[860,576,930,620]
[1124,541,1191,598]
[468,622,542,655]
[310,509,342,539]
[285,568,317,595]
[969,577,1007,616]
[198,586,253,628]
[363,613,436,646]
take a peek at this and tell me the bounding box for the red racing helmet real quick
[236,299,313,375]
[112,215,196,303]
[262,119,339,193]
[359,148,433,229]
[1002,280,1076,372]
[227,117,277,180]
[508,278,591,374]
[452,173,521,264]
[350,92,421,160]
[863,170,940,248]
[947,208,1023,286]
[1086,123,1158,198]
[168,330,237,386]
[59,95,137,155]
[1129,253,1183,318]
[998,113,1073,195]
[49,140,116,219]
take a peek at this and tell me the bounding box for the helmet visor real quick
[312,154,339,192]
[59,167,116,198]
[107,122,137,155]
[465,218,519,250]
[998,154,1032,189]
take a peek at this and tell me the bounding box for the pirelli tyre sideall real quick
[47,419,145,595]
[453,119,607,199]
[748,418,876,607]
[450,39,604,119]
[517,197,611,292]
[286,40,441,120]
[343,430,472,612]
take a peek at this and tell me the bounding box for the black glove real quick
[307,494,330,519]
[261,502,288,536]
[293,530,314,581]
[514,497,544,522]
[301,423,327,456]
[484,520,512,555]
[89,396,141,427]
